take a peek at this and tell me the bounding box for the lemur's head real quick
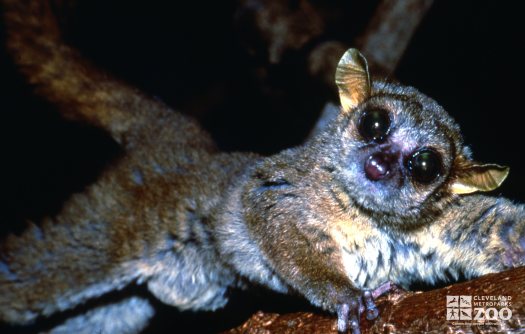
[317,49,509,225]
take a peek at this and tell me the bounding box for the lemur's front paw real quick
[335,292,376,334]
[336,300,360,334]
[335,282,393,333]
[362,290,379,320]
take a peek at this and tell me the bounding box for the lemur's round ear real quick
[335,48,371,112]
[450,157,510,194]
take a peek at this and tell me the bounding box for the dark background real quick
[0,0,524,333]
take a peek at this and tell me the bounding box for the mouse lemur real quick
[1,1,524,333]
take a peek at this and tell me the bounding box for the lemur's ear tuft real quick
[450,157,509,194]
[335,48,371,112]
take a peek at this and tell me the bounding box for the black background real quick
[0,1,524,333]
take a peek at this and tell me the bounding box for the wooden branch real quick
[308,0,434,94]
[357,0,434,76]
[222,267,525,333]
[236,0,434,87]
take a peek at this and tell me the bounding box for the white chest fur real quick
[340,236,392,289]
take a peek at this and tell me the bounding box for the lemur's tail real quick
[1,0,214,150]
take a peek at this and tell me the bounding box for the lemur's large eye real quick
[407,148,442,184]
[358,109,391,142]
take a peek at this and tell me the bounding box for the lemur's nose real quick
[364,151,398,181]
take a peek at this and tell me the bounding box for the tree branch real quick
[222,267,525,333]
[357,0,434,76]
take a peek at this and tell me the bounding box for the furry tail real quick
[1,0,214,150]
